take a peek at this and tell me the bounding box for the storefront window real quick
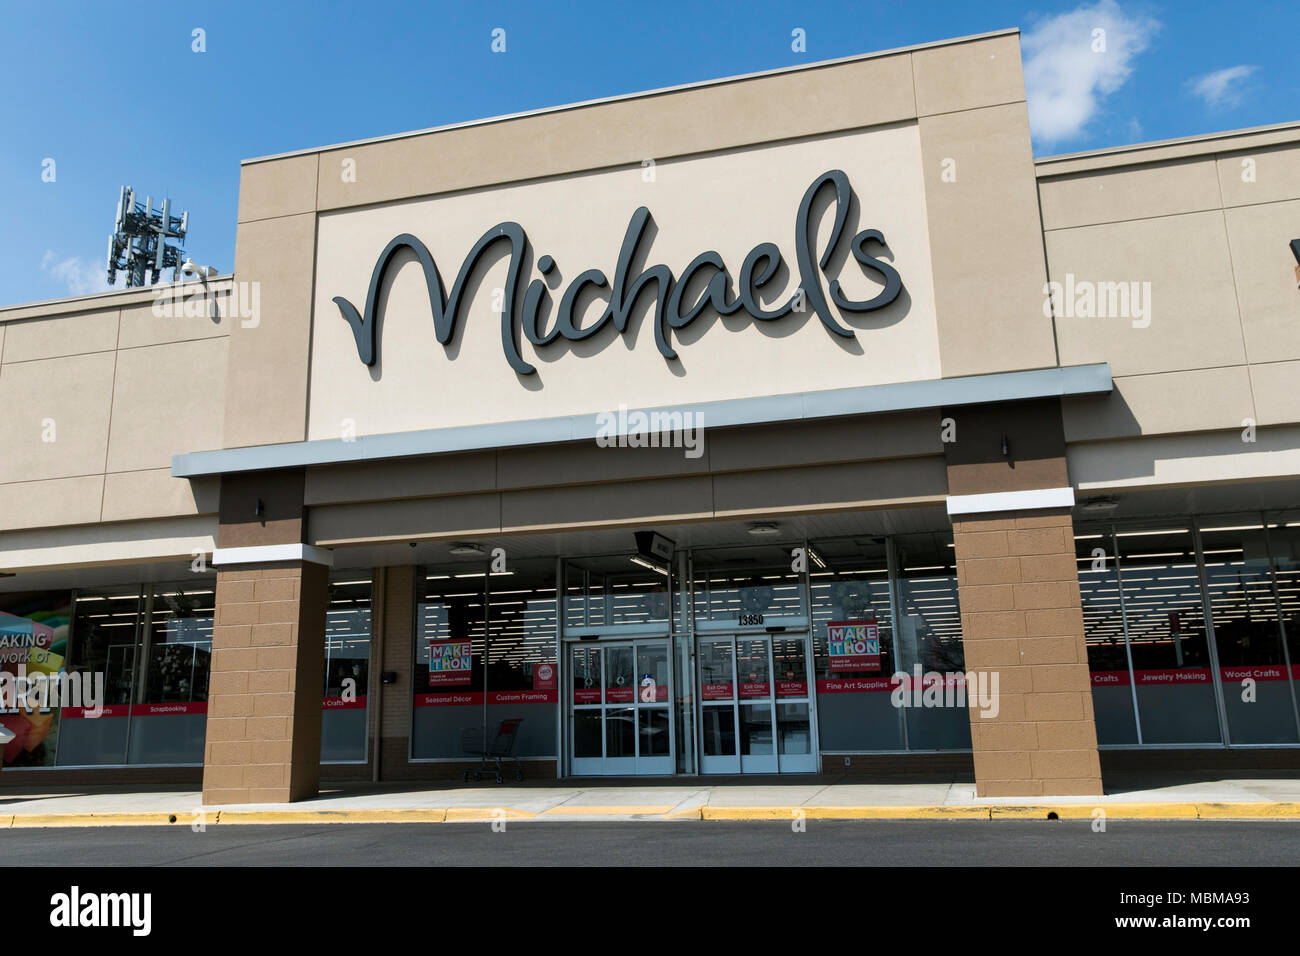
[485,560,558,759]
[322,576,372,762]
[54,580,215,767]
[892,532,970,751]
[563,558,671,631]
[57,587,142,766]
[1114,522,1221,744]
[690,544,807,625]
[809,538,903,751]
[126,583,213,765]
[1264,510,1300,674]
[413,570,487,761]
[1077,525,1140,745]
[413,560,557,763]
[0,591,74,768]
[1200,516,1300,744]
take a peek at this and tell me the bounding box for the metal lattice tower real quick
[105,186,188,287]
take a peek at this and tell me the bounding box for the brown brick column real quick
[202,469,331,804]
[944,398,1102,797]
[377,565,414,780]
[952,508,1101,796]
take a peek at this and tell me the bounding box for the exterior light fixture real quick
[629,554,670,576]
[448,542,485,557]
[1080,495,1120,515]
[747,521,781,536]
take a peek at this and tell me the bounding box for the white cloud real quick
[1023,0,1160,148]
[40,250,112,297]
[1188,65,1257,109]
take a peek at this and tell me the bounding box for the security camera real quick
[181,258,217,279]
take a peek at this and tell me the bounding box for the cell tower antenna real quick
[105,186,188,287]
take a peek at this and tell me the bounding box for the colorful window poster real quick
[0,594,73,768]
[827,619,881,672]
[427,639,473,687]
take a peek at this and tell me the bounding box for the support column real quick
[944,399,1103,797]
[377,565,414,781]
[202,469,332,805]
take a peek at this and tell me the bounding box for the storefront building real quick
[2,29,1299,801]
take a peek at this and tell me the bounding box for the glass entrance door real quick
[568,639,673,775]
[698,633,816,773]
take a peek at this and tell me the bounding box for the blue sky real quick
[1,0,1295,306]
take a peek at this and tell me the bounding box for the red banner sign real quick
[322,695,368,710]
[60,702,209,718]
[701,682,732,701]
[416,690,559,707]
[1091,667,1300,686]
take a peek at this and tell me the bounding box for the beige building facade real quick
[2,29,1298,801]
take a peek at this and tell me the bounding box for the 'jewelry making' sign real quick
[333,169,903,376]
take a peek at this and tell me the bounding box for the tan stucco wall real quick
[3,32,1299,565]
[1042,125,1300,451]
[307,126,942,438]
[0,282,228,566]
[222,30,1058,450]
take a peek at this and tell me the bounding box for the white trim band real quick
[173,364,1112,478]
[946,487,1076,516]
[211,544,335,567]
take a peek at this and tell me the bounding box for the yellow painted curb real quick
[1195,802,1300,819]
[8,811,202,828]
[541,805,675,816]
[701,805,990,820]
[664,807,705,820]
[4,802,1299,827]
[811,805,990,820]
[987,803,1200,820]
[444,807,538,822]
[214,809,448,825]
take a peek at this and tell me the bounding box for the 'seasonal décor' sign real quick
[333,169,903,376]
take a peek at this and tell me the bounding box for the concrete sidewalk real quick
[3,772,1300,826]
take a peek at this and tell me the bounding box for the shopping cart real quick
[461,718,525,783]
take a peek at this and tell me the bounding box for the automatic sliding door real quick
[570,645,604,775]
[568,640,674,775]
[603,644,637,773]
[773,635,816,772]
[737,637,777,773]
[697,632,816,774]
[635,641,674,774]
[699,636,739,773]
